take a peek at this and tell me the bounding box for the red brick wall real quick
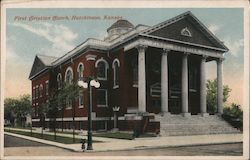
[31,71,50,118]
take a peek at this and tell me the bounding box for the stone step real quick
[156,114,241,136]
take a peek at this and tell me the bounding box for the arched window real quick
[57,73,62,89]
[77,63,84,80]
[95,58,109,80]
[39,84,43,97]
[65,67,73,84]
[112,59,120,88]
[131,58,138,86]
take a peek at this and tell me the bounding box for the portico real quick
[125,37,225,116]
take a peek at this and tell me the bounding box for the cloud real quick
[6,44,18,60]
[223,37,243,57]
[208,24,221,35]
[10,22,78,57]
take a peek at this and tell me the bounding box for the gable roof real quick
[37,55,58,66]
[29,11,229,81]
[29,55,58,80]
[141,11,228,52]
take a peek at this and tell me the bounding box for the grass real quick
[93,132,135,140]
[5,126,35,130]
[4,129,101,144]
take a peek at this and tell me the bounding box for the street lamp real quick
[112,106,120,132]
[78,78,100,150]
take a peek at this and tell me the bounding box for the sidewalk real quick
[4,127,243,152]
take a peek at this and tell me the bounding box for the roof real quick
[141,11,228,51]
[107,19,134,32]
[29,11,229,80]
[37,54,58,66]
[29,55,59,80]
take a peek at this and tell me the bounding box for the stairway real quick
[154,114,241,136]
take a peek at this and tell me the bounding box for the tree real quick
[46,82,80,141]
[206,79,231,113]
[46,89,60,140]
[4,98,17,126]
[38,102,49,138]
[4,94,32,127]
[62,82,80,142]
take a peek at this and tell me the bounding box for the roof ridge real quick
[36,54,59,58]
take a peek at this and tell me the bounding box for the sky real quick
[5,8,244,106]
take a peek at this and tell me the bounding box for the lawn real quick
[4,129,100,144]
[93,132,134,140]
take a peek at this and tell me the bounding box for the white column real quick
[161,49,170,114]
[217,58,223,114]
[182,53,190,117]
[137,45,147,113]
[200,56,209,117]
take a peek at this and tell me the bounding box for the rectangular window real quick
[45,80,49,95]
[66,96,72,109]
[36,85,39,99]
[36,103,38,117]
[97,89,108,107]
[79,91,84,108]
[133,65,138,87]
[189,66,197,91]
[32,87,35,100]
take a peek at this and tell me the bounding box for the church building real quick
[29,11,236,135]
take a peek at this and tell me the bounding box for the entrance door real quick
[150,83,161,113]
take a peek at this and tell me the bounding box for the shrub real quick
[222,103,243,131]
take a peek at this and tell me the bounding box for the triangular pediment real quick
[29,56,47,80]
[143,12,228,51]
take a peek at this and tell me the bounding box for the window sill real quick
[133,84,138,88]
[97,77,107,81]
[65,107,72,110]
[79,105,84,108]
[113,85,119,89]
[189,89,197,92]
[97,105,108,107]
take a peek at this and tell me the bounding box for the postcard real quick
[1,0,249,160]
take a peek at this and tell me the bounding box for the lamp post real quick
[78,78,100,150]
[112,106,120,132]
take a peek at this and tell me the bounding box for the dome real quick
[107,19,134,32]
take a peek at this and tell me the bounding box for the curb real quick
[4,131,243,153]
[4,132,77,152]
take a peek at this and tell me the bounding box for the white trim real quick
[36,85,39,99]
[64,67,74,83]
[78,91,84,108]
[125,36,225,58]
[57,73,62,89]
[77,62,84,79]
[45,80,49,95]
[112,58,120,88]
[133,84,138,88]
[95,58,109,80]
[181,27,192,37]
[32,119,40,122]
[33,116,126,122]
[65,96,72,109]
[39,84,43,97]
[36,117,112,122]
[86,54,97,61]
[97,89,108,107]
[112,58,120,68]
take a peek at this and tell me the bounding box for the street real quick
[4,134,243,156]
